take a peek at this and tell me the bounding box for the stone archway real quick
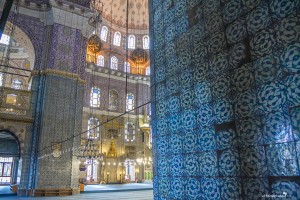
[3,22,35,71]
[0,129,20,185]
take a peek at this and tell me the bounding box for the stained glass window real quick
[146,66,150,75]
[111,56,118,70]
[143,35,149,49]
[126,93,134,111]
[128,35,135,49]
[124,62,130,73]
[90,87,100,107]
[0,34,10,45]
[113,32,121,46]
[97,55,104,67]
[100,26,108,41]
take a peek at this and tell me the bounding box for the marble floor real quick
[1,182,153,199]
[4,190,153,199]
[84,181,153,192]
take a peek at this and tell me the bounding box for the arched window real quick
[113,32,121,46]
[111,56,118,70]
[100,26,108,41]
[109,90,118,110]
[146,66,150,75]
[90,87,100,107]
[143,35,149,49]
[12,79,23,90]
[124,62,130,73]
[0,34,10,45]
[128,35,135,49]
[126,93,134,111]
[125,122,135,142]
[88,117,100,139]
[97,55,104,67]
[0,73,3,87]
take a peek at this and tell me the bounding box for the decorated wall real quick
[150,0,300,199]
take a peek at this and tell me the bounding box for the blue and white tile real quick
[193,62,209,82]
[170,178,184,199]
[158,177,170,199]
[209,52,229,77]
[180,89,195,109]
[199,150,218,176]
[207,31,226,54]
[196,103,215,128]
[234,89,258,119]
[281,43,300,73]
[220,178,242,199]
[217,128,238,150]
[155,83,166,101]
[290,107,300,140]
[198,128,216,151]
[205,11,223,33]
[179,69,194,91]
[157,118,168,136]
[214,98,234,124]
[183,132,198,153]
[219,149,240,176]
[246,4,270,35]
[270,0,299,19]
[212,74,231,99]
[158,156,170,176]
[229,42,247,69]
[167,95,180,114]
[203,0,220,15]
[181,109,196,131]
[176,15,189,36]
[243,178,269,199]
[263,111,293,144]
[240,147,268,177]
[201,178,220,200]
[276,16,300,47]
[170,155,184,177]
[170,133,182,154]
[184,154,200,176]
[226,19,247,44]
[195,81,212,105]
[237,117,264,147]
[168,114,180,134]
[166,75,179,95]
[222,0,240,24]
[165,42,176,60]
[257,81,286,114]
[271,180,300,199]
[254,54,282,85]
[185,178,201,200]
[233,63,255,92]
[250,29,275,59]
[266,143,299,176]
[157,136,168,155]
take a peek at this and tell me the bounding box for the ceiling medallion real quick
[131,48,149,65]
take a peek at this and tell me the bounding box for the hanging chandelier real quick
[77,139,103,161]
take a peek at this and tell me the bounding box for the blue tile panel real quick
[149,0,300,199]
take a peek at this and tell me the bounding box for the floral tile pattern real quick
[150,0,300,198]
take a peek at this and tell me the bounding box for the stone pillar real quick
[149,0,300,199]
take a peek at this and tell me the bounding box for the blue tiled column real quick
[149,0,300,199]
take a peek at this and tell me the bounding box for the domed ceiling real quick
[101,0,149,30]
